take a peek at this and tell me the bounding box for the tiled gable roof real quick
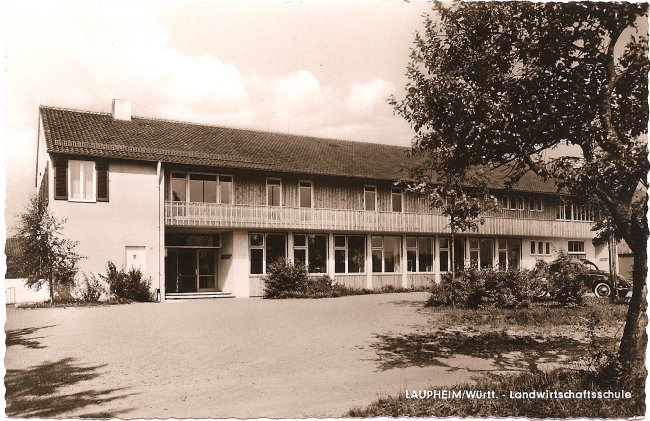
[39,105,560,194]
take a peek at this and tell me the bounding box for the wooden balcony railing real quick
[164,201,594,238]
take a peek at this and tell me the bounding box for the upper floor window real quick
[528,198,544,211]
[391,188,403,212]
[556,202,594,222]
[502,196,524,210]
[190,174,217,203]
[53,158,109,202]
[299,181,313,208]
[171,172,232,204]
[219,176,233,204]
[364,186,377,211]
[267,178,282,206]
[69,160,96,201]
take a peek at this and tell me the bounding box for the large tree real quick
[392,1,648,378]
[14,196,83,303]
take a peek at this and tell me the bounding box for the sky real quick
[2,0,435,230]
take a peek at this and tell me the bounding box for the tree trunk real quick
[451,231,456,281]
[618,240,647,383]
[49,278,54,304]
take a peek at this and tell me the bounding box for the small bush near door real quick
[75,273,107,302]
[99,261,155,302]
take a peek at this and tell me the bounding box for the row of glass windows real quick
[169,172,593,222]
[171,172,233,204]
[501,196,544,211]
[556,203,594,221]
[248,234,574,275]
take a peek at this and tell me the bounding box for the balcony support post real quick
[327,232,335,279]
[366,234,373,290]
[401,234,408,289]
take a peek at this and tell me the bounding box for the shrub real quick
[548,251,588,306]
[74,273,107,302]
[52,283,77,304]
[99,261,155,302]
[263,258,310,298]
[426,267,545,309]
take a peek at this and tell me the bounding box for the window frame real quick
[406,236,435,273]
[567,240,585,254]
[298,180,313,209]
[249,232,287,275]
[68,159,97,202]
[266,177,283,207]
[530,240,552,256]
[293,233,327,274]
[334,234,366,274]
[219,174,234,204]
[364,185,377,211]
[170,172,233,204]
[371,235,402,273]
[391,188,403,213]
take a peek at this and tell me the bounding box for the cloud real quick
[345,79,394,115]
[3,0,415,226]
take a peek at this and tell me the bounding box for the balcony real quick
[164,201,594,238]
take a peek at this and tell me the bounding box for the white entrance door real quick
[126,246,147,272]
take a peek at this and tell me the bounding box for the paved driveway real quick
[5,293,478,418]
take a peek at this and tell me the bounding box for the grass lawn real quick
[349,297,644,418]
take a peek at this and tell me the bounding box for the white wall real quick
[46,157,162,292]
[5,278,50,304]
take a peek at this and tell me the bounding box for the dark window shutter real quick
[97,160,109,202]
[53,159,68,200]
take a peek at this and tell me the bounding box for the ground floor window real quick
[371,235,401,273]
[469,238,494,269]
[293,234,327,273]
[530,241,552,256]
[498,239,521,269]
[567,240,586,259]
[438,238,465,272]
[334,235,365,273]
[407,236,434,272]
[249,233,287,274]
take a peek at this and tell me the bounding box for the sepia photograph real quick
[2,0,648,418]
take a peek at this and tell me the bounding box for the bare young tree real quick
[14,195,83,303]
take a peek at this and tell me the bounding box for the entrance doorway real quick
[165,248,218,293]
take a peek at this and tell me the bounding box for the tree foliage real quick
[392,1,648,378]
[14,196,83,302]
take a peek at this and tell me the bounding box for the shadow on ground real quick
[5,325,56,349]
[5,357,134,418]
[371,328,614,373]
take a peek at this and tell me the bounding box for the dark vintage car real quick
[549,258,631,298]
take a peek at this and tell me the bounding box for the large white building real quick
[34,100,609,299]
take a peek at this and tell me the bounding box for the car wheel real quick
[593,282,612,298]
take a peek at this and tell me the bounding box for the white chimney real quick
[111,99,132,121]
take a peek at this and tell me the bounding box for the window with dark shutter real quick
[96,160,109,202]
[53,159,68,200]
